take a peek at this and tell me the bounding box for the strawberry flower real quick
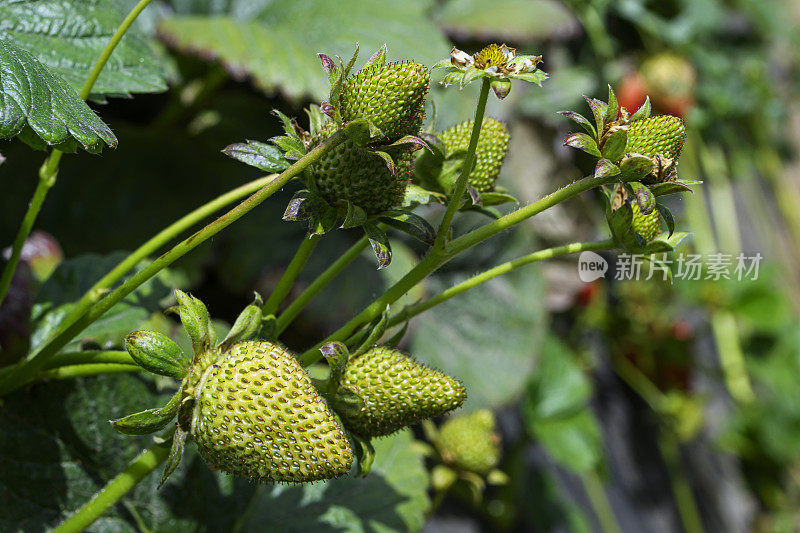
[433,43,547,99]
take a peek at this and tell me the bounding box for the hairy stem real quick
[276,236,369,334]
[262,233,321,316]
[299,173,614,365]
[0,133,345,396]
[54,442,169,533]
[434,78,491,250]
[0,0,155,307]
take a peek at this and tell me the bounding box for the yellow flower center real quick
[473,44,508,70]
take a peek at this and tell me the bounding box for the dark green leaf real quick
[629,96,651,121]
[222,140,291,172]
[650,179,701,197]
[338,201,368,229]
[619,154,654,182]
[607,203,633,246]
[656,202,675,236]
[402,184,446,208]
[557,110,596,138]
[378,210,436,247]
[0,39,117,152]
[0,0,168,97]
[160,426,188,487]
[604,84,618,124]
[626,181,655,214]
[583,96,606,136]
[594,159,620,179]
[319,341,350,383]
[283,190,315,221]
[158,1,450,100]
[600,128,627,162]
[111,391,181,436]
[480,191,518,206]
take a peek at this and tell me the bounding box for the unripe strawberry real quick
[626,115,685,161]
[631,203,661,242]
[310,122,413,214]
[339,62,429,142]
[640,53,695,118]
[339,346,466,437]
[439,118,510,192]
[438,409,501,475]
[190,341,353,482]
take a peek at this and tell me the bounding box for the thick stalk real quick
[275,236,369,334]
[36,363,140,382]
[54,442,169,533]
[434,78,491,250]
[0,0,155,307]
[39,174,277,360]
[44,350,134,369]
[262,233,321,315]
[581,470,622,533]
[0,133,345,396]
[299,173,614,365]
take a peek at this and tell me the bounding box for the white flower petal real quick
[450,47,473,69]
[499,44,516,61]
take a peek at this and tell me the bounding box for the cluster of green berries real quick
[112,291,465,485]
[438,118,510,193]
[310,56,430,215]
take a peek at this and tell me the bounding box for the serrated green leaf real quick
[0,39,117,152]
[0,0,168,98]
[158,0,449,100]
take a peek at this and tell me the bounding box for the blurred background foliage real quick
[2,0,800,531]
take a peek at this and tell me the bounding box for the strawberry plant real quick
[9,0,797,531]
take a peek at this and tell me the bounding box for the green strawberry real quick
[438,409,501,475]
[339,61,429,142]
[626,115,685,182]
[189,341,353,482]
[310,122,413,214]
[631,203,661,242]
[439,118,510,192]
[339,346,466,437]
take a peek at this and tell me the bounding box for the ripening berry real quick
[626,115,685,161]
[439,118,510,192]
[631,203,661,242]
[339,346,466,437]
[310,122,413,214]
[438,409,501,475]
[191,341,353,482]
[339,61,429,142]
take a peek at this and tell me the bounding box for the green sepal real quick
[635,231,691,254]
[338,200,368,229]
[305,105,326,137]
[385,321,409,348]
[283,190,315,221]
[341,117,372,146]
[656,202,675,236]
[378,210,436,246]
[331,386,366,419]
[601,128,627,162]
[604,85,618,125]
[221,140,291,172]
[373,150,395,174]
[260,314,278,342]
[125,330,189,379]
[431,464,458,491]
[626,182,655,214]
[650,179,702,197]
[110,391,181,436]
[353,306,389,357]
[629,96,651,121]
[583,96,607,137]
[607,203,635,248]
[307,200,339,236]
[351,433,376,477]
[563,132,601,158]
[362,44,387,71]
[619,154,655,182]
[320,341,350,386]
[402,184,446,208]
[479,191,518,207]
[159,426,188,488]
[363,222,392,269]
[557,110,596,139]
[175,290,215,354]
[219,293,264,351]
[595,159,620,179]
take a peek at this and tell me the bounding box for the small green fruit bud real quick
[631,202,661,242]
[438,409,501,475]
[125,330,188,379]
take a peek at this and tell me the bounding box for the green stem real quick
[710,311,754,403]
[658,430,706,533]
[434,78,491,251]
[299,172,614,365]
[54,442,169,533]
[0,133,345,397]
[33,174,277,371]
[0,0,155,307]
[262,233,321,316]
[275,236,369,334]
[44,350,134,369]
[0,159,59,305]
[581,470,622,533]
[36,363,140,382]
